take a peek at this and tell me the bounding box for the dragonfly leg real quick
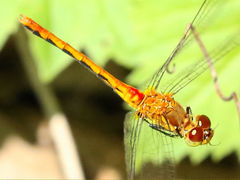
[186,106,192,115]
[189,24,240,120]
[186,106,193,122]
[147,122,179,138]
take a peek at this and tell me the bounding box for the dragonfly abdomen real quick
[19,15,145,109]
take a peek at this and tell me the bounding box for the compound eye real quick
[197,115,211,128]
[188,127,204,142]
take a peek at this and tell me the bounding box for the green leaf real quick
[0,0,26,49]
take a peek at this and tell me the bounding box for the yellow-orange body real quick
[19,15,213,146]
[136,89,197,137]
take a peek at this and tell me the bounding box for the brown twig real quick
[166,62,176,74]
[165,25,192,75]
[190,25,240,119]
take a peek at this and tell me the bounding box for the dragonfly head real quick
[185,115,214,146]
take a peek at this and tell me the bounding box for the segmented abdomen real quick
[19,15,145,108]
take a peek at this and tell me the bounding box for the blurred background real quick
[1,0,240,179]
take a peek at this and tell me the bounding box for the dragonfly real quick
[19,0,240,179]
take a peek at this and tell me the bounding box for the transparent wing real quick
[146,0,229,91]
[124,112,143,180]
[162,33,240,94]
[124,112,177,180]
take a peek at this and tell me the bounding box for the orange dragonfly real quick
[19,0,239,179]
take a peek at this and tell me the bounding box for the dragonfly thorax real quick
[136,89,213,146]
[136,89,185,134]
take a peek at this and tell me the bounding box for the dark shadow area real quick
[0,35,42,143]
[136,152,240,179]
[177,152,240,179]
